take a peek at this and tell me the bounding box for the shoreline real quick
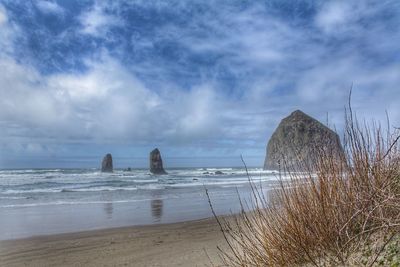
[0,216,227,267]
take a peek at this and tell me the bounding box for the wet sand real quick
[0,185,259,240]
[0,217,227,267]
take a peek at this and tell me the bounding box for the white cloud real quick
[175,85,221,138]
[41,1,399,145]
[1,0,399,165]
[315,2,353,33]
[0,57,71,130]
[79,4,123,37]
[36,1,64,14]
[0,4,24,56]
[0,53,229,145]
[0,4,7,25]
[314,1,383,36]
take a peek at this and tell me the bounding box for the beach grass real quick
[210,107,400,266]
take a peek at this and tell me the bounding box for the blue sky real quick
[0,0,399,168]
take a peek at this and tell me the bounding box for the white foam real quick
[0,198,171,208]
[61,187,138,192]
[2,188,62,194]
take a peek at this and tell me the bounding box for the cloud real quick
[0,57,70,130]
[0,0,399,167]
[0,52,231,148]
[0,4,22,56]
[315,1,354,34]
[78,3,124,37]
[35,0,64,14]
[0,4,7,25]
[172,85,223,139]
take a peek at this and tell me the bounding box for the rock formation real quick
[101,153,113,172]
[149,148,167,175]
[264,110,343,171]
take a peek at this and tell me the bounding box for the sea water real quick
[0,168,281,240]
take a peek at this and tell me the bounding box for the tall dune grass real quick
[209,108,400,266]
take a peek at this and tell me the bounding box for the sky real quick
[0,0,399,168]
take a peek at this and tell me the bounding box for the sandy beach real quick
[0,217,227,267]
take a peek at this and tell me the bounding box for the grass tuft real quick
[210,107,400,266]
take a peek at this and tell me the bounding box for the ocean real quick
[0,168,281,240]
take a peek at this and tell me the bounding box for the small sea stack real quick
[264,110,343,171]
[149,148,167,175]
[101,153,113,172]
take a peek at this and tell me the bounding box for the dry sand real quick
[0,218,227,267]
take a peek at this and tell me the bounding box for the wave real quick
[137,184,166,190]
[164,179,263,188]
[61,187,138,193]
[0,178,283,195]
[0,168,286,199]
[206,168,233,171]
[2,186,141,194]
[2,188,64,194]
[0,197,178,208]
[0,196,27,200]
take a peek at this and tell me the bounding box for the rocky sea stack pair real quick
[101,148,167,175]
[264,110,344,171]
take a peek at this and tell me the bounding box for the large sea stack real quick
[101,153,113,172]
[149,148,167,175]
[264,110,343,171]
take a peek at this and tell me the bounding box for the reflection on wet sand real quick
[104,202,113,219]
[151,199,163,222]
